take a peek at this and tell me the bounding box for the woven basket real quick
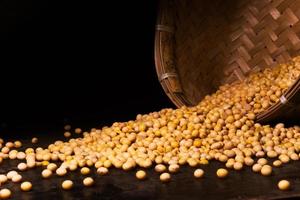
[154,0,300,123]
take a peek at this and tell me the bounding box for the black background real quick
[0,0,174,135]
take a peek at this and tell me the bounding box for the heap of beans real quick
[0,56,300,198]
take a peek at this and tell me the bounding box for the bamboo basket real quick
[154,0,300,123]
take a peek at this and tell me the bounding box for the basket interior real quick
[172,0,300,105]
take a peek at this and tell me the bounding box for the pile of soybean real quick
[0,56,300,199]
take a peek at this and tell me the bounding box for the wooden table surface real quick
[1,130,300,200]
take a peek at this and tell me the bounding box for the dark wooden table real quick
[1,130,300,200]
